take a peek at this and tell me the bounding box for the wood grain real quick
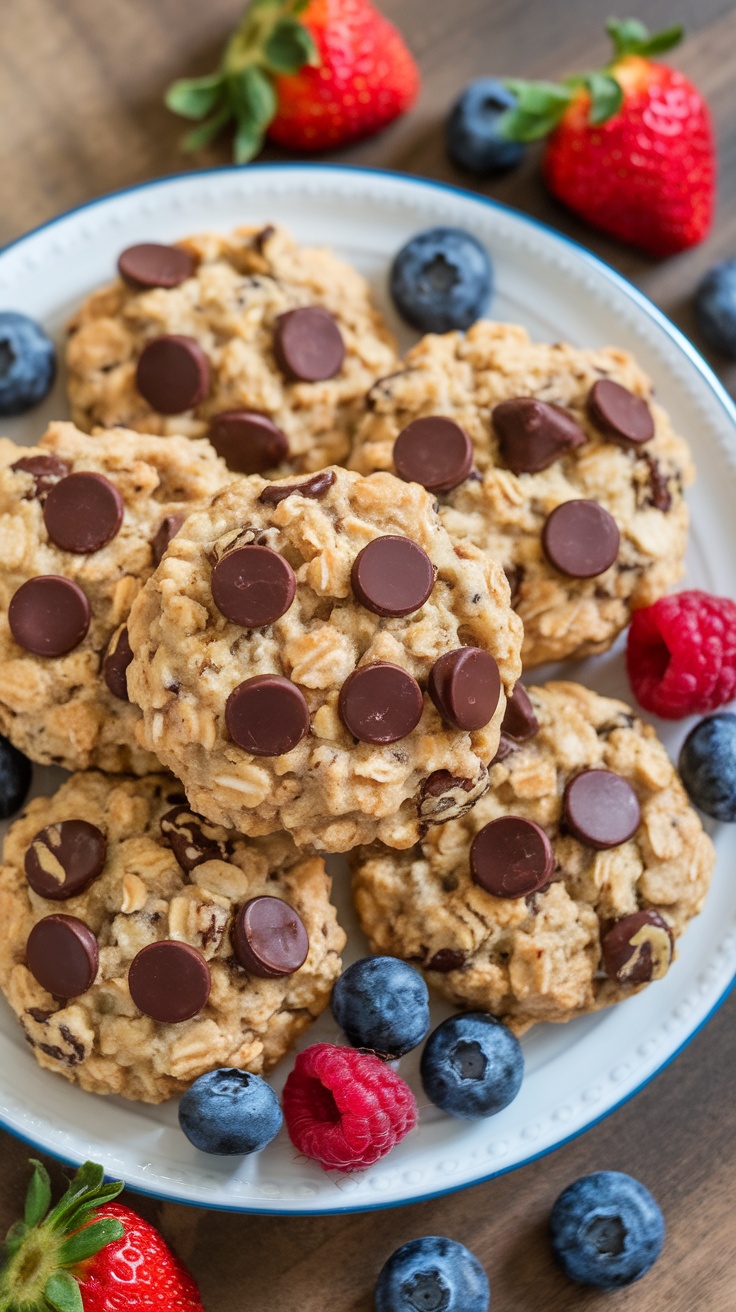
[0,0,735,1307]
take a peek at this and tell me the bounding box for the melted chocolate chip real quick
[159,804,230,873]
[118,243,196,289]
[339,662,424,744]
[273,307,345,382]
[541,500,620,578]
[393,416,474,493]
[418,768,488,824]
[426,948,466,972]
[601,910,673,984]
[493,397,587,473]
[136,335,210,414]
[587,379,655,446]
[504,565,524,606]
[563,769,641,849]
[103,626,133,701]
[151,513,186,565]
[470,815,554,898]
[258,469,336,506]
[26,915,99,997]
[233,896,309,978]
[225,675,310,756]
[44,473,124,554]
[428,648,501,731]
[211,545,296,628]
[12,454,70,500]
[128,941,211,1022]
[351,536,434,617]
[9,576,91,657]
[208,411,289,475]
[643,455,672,512]
[25,820,107,900]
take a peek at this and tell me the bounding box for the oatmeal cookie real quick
[349,322,693,665]
[0,771,346,1102]
[66,224,398,476]
[352,682,715,1031]
[0,421,229,773]
[127,466,523,852]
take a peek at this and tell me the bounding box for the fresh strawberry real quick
[0,1159,202,1311]
[499,18,715,256]
[165,0,419,161]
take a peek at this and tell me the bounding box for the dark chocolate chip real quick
[339,662,423,744]
[118,243,196,289]
[273,307,345,382]
[421,770,477,799]
[233,896,309,978]
[9,576,91,657]
[152,513,186,565]
[563,769,641,849]
[493,397,587,473]
[225,675,310,756]
[159,804,229,873]
[128,940,211,1022]
[501,683,539,742]
[136,335,210,414]
[418,767,488,823]
[426,948,466,972]
[12,454,71,500]
[541,499,620,578]
[208,410,290,475]
[471,815,554,898]
[393,416,473,493]
[25,820,107,901]
[43,472,124,554]
[211,545,296,628]
[26,914,99,997]
[429,647,501,731]
[102,626,133,701]
[258,469,336,506]
[351,535,434,617]
[587,379,655,446]
[601,910,673,984]
[643,455,672,512]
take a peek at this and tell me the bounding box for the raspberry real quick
[281,1043,417,1172]
[626,590,736,719]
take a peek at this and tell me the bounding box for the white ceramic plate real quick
[0,164,735,1214]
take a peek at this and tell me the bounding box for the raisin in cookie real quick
[0,771,346,1102]
[0,421,229,773]
[127,466,523,852]
[66,224,398,477]
[349,322,693,665]
[352,682,715,1032]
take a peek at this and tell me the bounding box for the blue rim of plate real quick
[0,162,735,1215]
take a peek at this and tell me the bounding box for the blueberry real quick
[332,956,430,1059]
[695,259,736,358]
[420,1011,523,1118]
[178,1068,282,1155]
[447,78,524,176]
[678,713,736,821]
[0,736,32,820]
[0,313,56,416]
[390,228,493,333]
[375,1236,489,1312]
[550,1171,665,1289]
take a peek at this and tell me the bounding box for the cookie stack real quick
[0,223,715,1107]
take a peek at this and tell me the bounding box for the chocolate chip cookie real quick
[126,466,523,852]
[0,771,346,1102]
[352,682,715,1031]
[0,422,229,773]
[349,322,693,665]
[66,224,398,476]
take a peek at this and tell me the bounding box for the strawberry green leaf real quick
[228,65,277,127]
[638,24,684,56]
[606,17,683,58]
[234,115,267,164]
[505,78,572,116]
[264,17,318,73]
[63,1184,125,1235]
[584,71,623,124]
[2,1219,28,1259]
[24,1160,52,1229]
[57,1217,124,1267]
[46,1162,104,1231]
[497,105,566,143]
[290,0,311,14]
[182,105,233,152]
[165,74,226,121]
[44,1271,83,1312]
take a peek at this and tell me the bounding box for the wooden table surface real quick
[1,0,735,1307]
